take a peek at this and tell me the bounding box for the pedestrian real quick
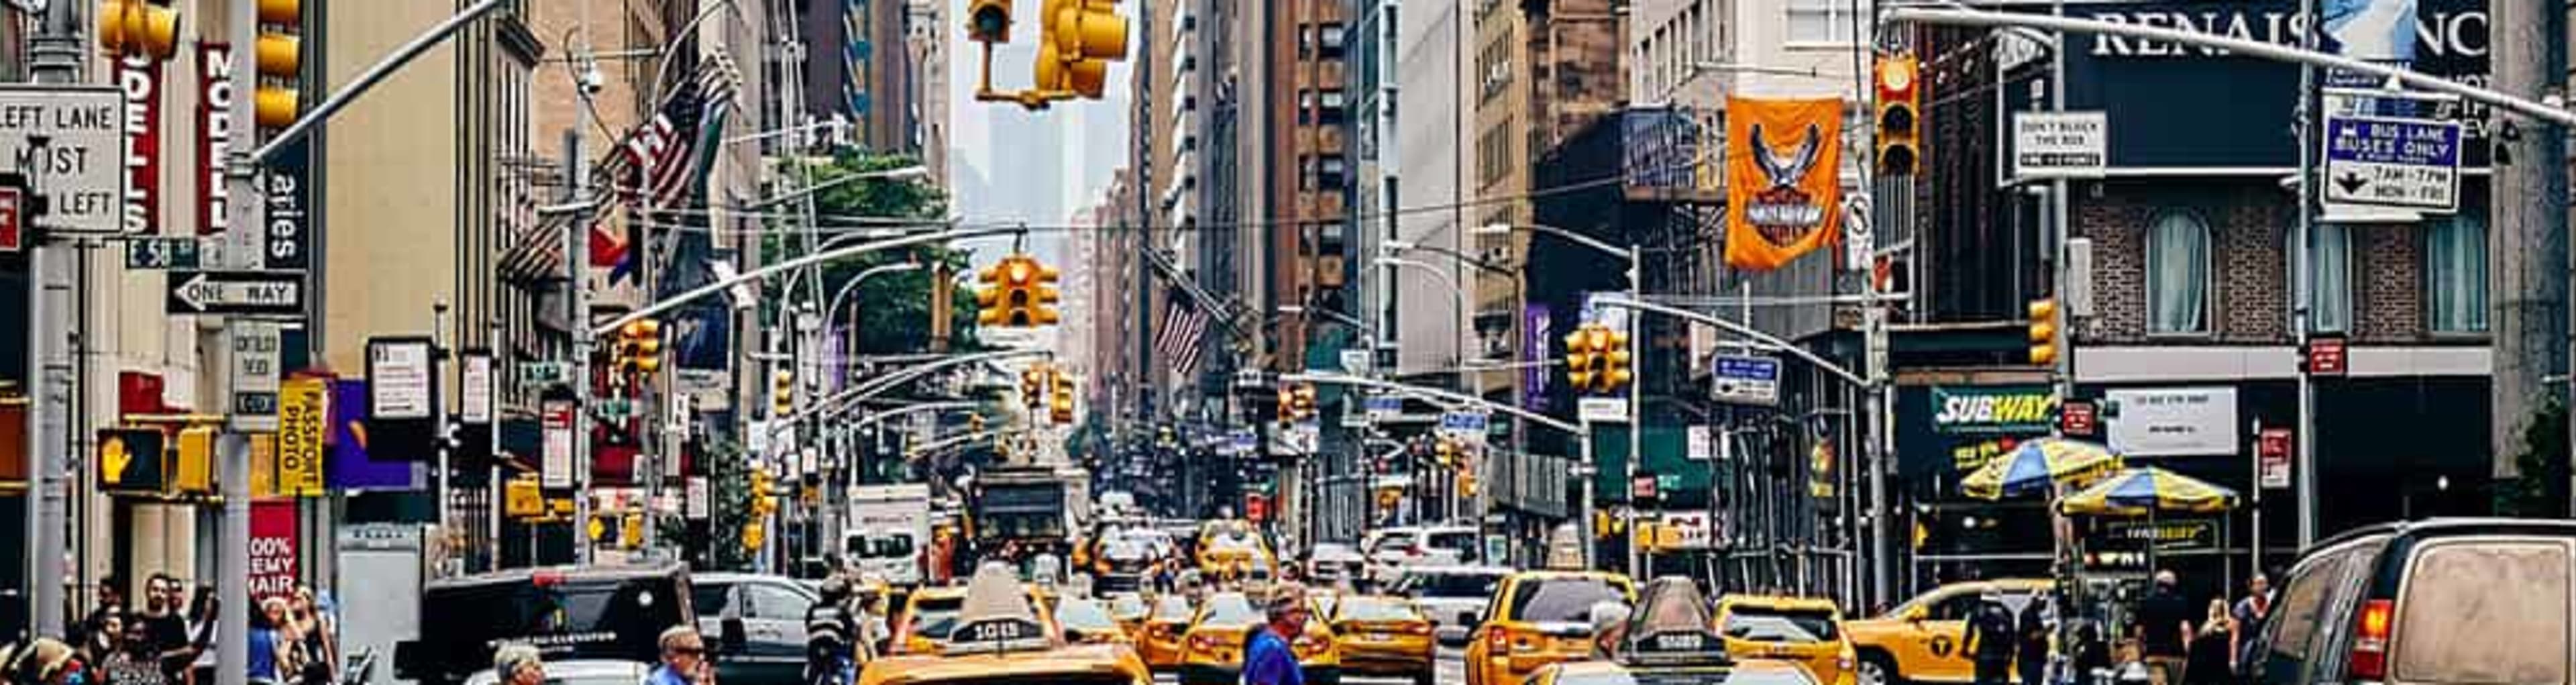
[1960,590,2018,685]
[4,637,86,685]
[76,613,121,668]
[804,577,858,685]
[2016,596,2049,685]
[76,578,125,652]
[1585,601,1632,660]
[99,617,170,685]
[247,596,290,685]
[182,591,217,685]
[647,627,714,685]
[290,588,333,685]
[2133,571,2194,685]
[2228,574,2269,676]
[1240,584,1309,685]
[2070,623,2112,685]
[139,578,187,684]
[490,644,543,685]
[2182,600,2233,685]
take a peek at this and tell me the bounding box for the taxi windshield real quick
[1506,578,1626,623]
[1338,598,1422,623]
[910,596,965,639]
[1056,599,1119,631]
[1199,593,1262,627]
[1110,594,1150,618]
[1152,596,1195,621]
[1722,607,1840,643]
[1209,533,1263,553]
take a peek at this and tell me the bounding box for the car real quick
[692,573,826,685]
[1713,595,1856,685]
[1326,594,1437,685]
[1137,594,1197,670]
[1307,543,1366,588]
[1462,570,1636,685]
[1841,579,2051,685]
[1366,525,1481,577]
[1055,596,1130,644]
[1197,521,1276,581]
[857,565,1152,685]
[1105,593,1153,637]
[1529,658,1821,685]
[2241,518,2576,685]
[1177,592,1341,685]
[394,564,700,685]
[461,660,653,685]
[893,582,1059,656]
[1394,565,1514,645]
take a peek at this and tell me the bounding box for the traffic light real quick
[965,0,1012,42]
[253,0,303,129]
[1275,383,1296,424]
[97,0,180,60]
[1032,0,1129,99]
[1022,365,1048,408]
[1291,383,1316,421]
[1562,323,1631,394]
[621,511,644,549]
[742,520,767,551]
[1564,327,1599,392]
[1874,51,1922,176]
[1600,327,1633,392]
[1433,438,1459,468]
[2027,298,2060,366]
[976,254,1065,327]
[1049,370,1075,425]
[750,465,779,515]
[622,319,663,374]
[771,368,796,417]
[172,426,213,495]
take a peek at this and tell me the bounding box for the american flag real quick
[620,54,741,210]
[1155,288,1212,378]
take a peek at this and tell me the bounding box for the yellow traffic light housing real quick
[97,0,181,60]
[1291,383,1316,421]
[1034,0,1130,99]
[1563,328,1597,392]
[771,368,796,417]
[172,426,214,495]
[751,466,779,515]
[254,0,303,129]
[1022,366,1047,408]
[1564,323,1628,394]
[1874,52,1922,176]
[1600,328,1633,392]
[1049,370,1075,425]
[975,260,1010,325]
[1275,384,1296,423]
[625,319,663,374]
[2027,298,2061,366]
[966,0,1013,42]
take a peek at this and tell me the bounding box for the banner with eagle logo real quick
[1724,96,1845,271]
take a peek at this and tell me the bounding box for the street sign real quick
[2257,428,2293,490]
[228,321,282,432]
[275,378,328,496]
[2302,335,2349,376]
[1339,349,1372,375]
[1686,425,1713,461]
[2060,400,2099,437]
[1657,512,1713,549]
[0,185,21,252]
[1364,394,1403,420]
[1631,475,1658,500]
[2012,111,2108,179]
[518,361,568,386]
[0,86,127,234]
[2322,113,2462,211]
[1438,411,1490,443]
[124,235,203,270]
[461,352,492,423]
[1711,354,1782,406]
[541,401,575,488]
[367,337,435,420]
[166,270,305,315]
[1578,397,1629,423]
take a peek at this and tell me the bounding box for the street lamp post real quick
[1376,256,1472,524]
[1474,223,1641,576]
[822,261,928,384]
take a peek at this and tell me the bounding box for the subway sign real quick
[1929,385,2057,435]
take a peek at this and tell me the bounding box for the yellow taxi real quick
[1713,595,1857,685]
[892,578,1062,655]
[1462,570,1635,685]
[1527,656,1822,685]
[1195,521,1275,580]
[1841,579,2051,685]
[1106,593,1153,637]
[1136,594,1197,670]
[1325,594,1436,685]
[1057,596,1132,645]
[1177,591,1341,685]
[859,565,1152,685]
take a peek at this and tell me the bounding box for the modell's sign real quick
[1723,96,1843,272]
[2057,0,2489,168]
[1930,385,2057,435]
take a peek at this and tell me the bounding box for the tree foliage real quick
[760,152,987,354]
[2496,397,2571,518]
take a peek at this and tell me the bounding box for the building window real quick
[1784,0,1857,44]
[2426,213,2487,333]
[2308,223,2351,333]
[1318,89,1346,124]
[1320,23,1348,56]
[2145,211,2210,334]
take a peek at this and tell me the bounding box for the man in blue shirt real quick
[649,627,712,685]
[1241,584,1309,685]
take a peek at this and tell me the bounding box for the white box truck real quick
[843,484,932,586]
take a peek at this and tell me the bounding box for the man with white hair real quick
[1587,601,1632,660]
[1240,584,1310,685]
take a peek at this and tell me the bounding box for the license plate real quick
[1652,633,1706,651]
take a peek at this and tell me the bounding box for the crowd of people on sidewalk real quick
[2,576,342,685]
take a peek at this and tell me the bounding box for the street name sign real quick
[2322,113,2461,211]
[1710,354,1782,406]
[1438,411,1490,443]
[125,235,203,270]
[228,321,282,432]
[1578,397,1629,423]
[0,85,127,234]
[1364,394,1403,420]
[166,270,304,315]
[2012,111,2107,179]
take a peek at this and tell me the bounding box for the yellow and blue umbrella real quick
[2058,466,2241,516]
[1960,437,2123,500]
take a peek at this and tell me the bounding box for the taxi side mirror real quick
[1903,605,1929,623]
[720,617,749,655]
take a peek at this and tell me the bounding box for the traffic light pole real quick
[23,0,80,641]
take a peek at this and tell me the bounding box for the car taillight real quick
[1485,626,1510,652]
[1191,635,1220,651]
[1405,623,1434,635]
[2349,599,2394,680]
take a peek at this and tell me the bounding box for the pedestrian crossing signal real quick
[98,428,167,494]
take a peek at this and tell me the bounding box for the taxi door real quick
[1893,589,1995,684]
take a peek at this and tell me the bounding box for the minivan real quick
[2244,518,2575,685]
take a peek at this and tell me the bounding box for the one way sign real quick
[166,271,306,316]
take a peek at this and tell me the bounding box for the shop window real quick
[2426,213,2487,333]
[2147,211,2212,334]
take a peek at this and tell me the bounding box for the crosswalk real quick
[1151,647,1466,685]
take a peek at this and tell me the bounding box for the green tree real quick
[761,152,987,354]
[2496,397,2571,518]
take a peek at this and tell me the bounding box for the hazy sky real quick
[947,0,1137,238]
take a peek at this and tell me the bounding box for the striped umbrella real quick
[1960,437,2123,500]
[2058,466,2241,516]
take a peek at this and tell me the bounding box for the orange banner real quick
[1724,96,1845,271]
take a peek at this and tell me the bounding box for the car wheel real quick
[1858,654,1902,685]
[1415,668,1437,685]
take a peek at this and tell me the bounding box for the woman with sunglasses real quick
[99,615,172,685]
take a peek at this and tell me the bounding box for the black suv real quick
[395,564,701,685]
[2243,518,2575,685]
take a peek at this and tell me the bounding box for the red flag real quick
[588,223,626,268]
